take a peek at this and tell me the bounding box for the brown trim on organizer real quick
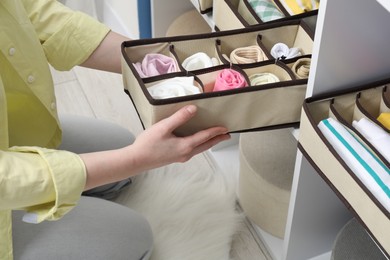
[298,142,390,259]
[199,7,213,14]
[141,71,306,105]
[242,0,264,24]
[276,60,298,80]
[169,44,186,72]
[302,100,390,219]
[215,39,229,64]
[223,0,251,27]
[124,89,145,130]
[304,80,390,104]
[256,34,273,60]
[123,87,301,134]
[231,121,300,133]
[197,0,213,14]
[123,15,307,48]
[383,85,390,108]
[272,0,290,17]
[238,59,302,81]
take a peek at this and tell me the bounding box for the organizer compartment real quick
[121,20,313,136]
[298,80,390,257]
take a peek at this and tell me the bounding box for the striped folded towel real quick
[247,0,285,22]
[318,117,390,212]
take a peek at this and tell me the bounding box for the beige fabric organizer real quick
[214,0,318,31]
[197,0,213,14]
[298,80,390,257]
[121,19,314,136]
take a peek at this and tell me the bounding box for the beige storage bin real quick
[213,0,318,32]
[298,79,390,257]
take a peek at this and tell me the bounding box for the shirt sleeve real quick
[21,0,110,71]
[0,146,86,223]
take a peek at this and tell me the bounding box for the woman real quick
[0,0,230,259]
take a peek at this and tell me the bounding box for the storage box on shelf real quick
[213,0,318,31]
[298,79,390,258]
[121,19,314,136]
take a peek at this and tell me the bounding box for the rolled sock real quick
[182,52,216,71]
[352,118,390,162]
[213,69,248,92]
[271,43,301,60]
[249,72,280,85]
[378,113,390,130]
[247,0,285,22]
[318,118,390,212]
[147,76,201,99]
[230,45,266,64]
[133,53,178,78]
[292,58,311,79]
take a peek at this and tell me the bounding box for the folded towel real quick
[147,76,201,99]
[270,43,301,60]
[133,53,178,78]
[249,72,280,85]
[182,52,219,71]
[378,112,390,130]
[292,58,311,79]
[279,0,320,15]
[352,118,390,163]
[247,0,285,22]
[213,69,248,92]
[318,118,390,212]
[230,45,266,64]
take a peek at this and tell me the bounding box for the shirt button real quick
[50,102,56,110]
[8,48,16,56]
[27,75,35,83]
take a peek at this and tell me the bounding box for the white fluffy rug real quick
[114,152,242,260]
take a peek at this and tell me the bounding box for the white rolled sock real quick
[182,52,216,71]
[271,43,301,59]
[147,76,202,99]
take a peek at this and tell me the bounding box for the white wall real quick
[100,0,139,39]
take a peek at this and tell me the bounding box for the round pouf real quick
[332,218,387,260]
[238,129,296,238]
[166,10,212,37]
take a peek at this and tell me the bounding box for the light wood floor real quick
[52,65,272,260]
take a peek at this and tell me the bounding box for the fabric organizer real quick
[197,0,214,14]
[121,19,314,136]
[213,0,318,31]
[298,79,390,258]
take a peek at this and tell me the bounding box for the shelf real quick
[190,0,215,30]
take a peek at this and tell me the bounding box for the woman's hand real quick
[129,105,230,170]
[80,105,230,190]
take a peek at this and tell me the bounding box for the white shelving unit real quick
[284,0,390,259]
[149,0,390,258]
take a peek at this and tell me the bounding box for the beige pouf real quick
[331,218,387,260]
[166,9,212,37]
[238,129,296,238]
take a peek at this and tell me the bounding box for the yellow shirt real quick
[0,0,110,259]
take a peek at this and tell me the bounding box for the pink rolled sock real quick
[133,53,178,78]
[213,69,248,92]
